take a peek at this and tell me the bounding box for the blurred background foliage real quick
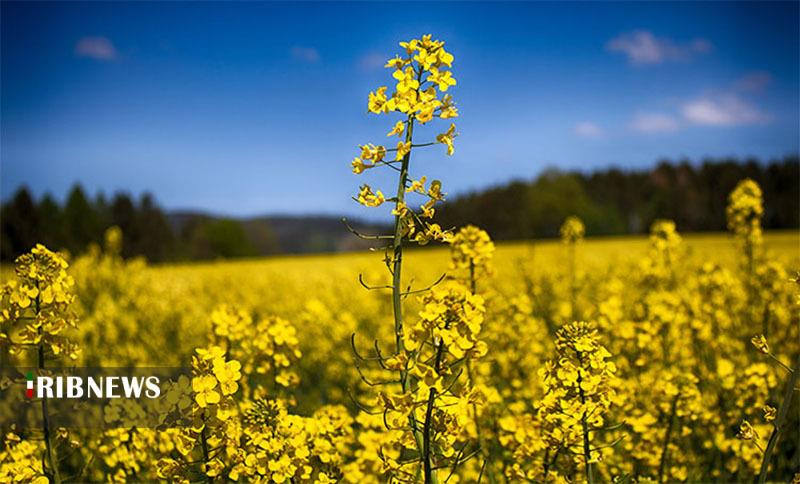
[2,156,797,262]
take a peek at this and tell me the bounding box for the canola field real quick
[2,34,799,483]
[1,228,798,483]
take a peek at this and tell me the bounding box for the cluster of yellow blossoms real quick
[641,219,684,285]
[449,225,496,281]
[211,306,302,393]
[727,178,764,253]
[1,36,799,484]
[0,182,797,483]
[1,244,80,360]
[560,216,585,244]
[352,34,458,246]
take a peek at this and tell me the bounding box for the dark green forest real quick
[1,157,797,262]
[436,156,799,239]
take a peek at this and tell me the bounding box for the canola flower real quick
[0,199,796,483]
[450,225,495,286]
[348,34,473,483]
[1,244,80,483]
[538,321,617,483]
[0,40,798,484]
[560,216,585,319]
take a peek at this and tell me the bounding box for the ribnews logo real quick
[2,367,192,429]
[24,371,161,399]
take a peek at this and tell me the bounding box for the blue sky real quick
[2,1,798,218]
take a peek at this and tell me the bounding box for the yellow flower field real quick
[1,34,798,483]
[1,229,798,482]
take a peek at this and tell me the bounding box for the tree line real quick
[0,186,265,262]
[1,157,797,262]
[435,156,799,240]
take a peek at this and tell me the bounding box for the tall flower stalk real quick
[726,179,764,331]
[349,35,475,482]
[559,216,584,320]
[0,245,81,483]
[449,225,495,480]
[538,321,617,483]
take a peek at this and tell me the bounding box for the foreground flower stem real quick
[392,114,414,384]
[423,342,446,484]
[569,242,577,320]
[390,111,431,479]
[576,352,594,484]
[200,418,213,484]
[756,352,800,484]
[36,290,61,484]
[658,393,680,483]
[467,260,495,483]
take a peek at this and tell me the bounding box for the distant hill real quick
[3,156,797,262]
[168,212,390,255]
[434,156,799,241]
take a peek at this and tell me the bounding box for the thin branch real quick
[342,218,393,240]
[401,273,448,297]
[359,274,393,291]
[757,352,800,484]
[346,388,381,416]
[350,333,384,362]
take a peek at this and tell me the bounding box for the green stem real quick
[390,110,428,476]
[392,114,414,385]
[467,260,495,483]
[658,393,680,483]
[756,352,800,484]
[746,237,756,328]
[200,411,213,484]
[580,412,594,484]
[36,288,61,484]
[569,242,577,320]
[423,386,437,484]
[423,334,446,484]
[576,353,594,484]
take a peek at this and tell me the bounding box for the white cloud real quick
[74,36,117,61]
[606,30,712,65]
[574,121,604,138]
[358,53,385,72]
[734,71,772,92]
[681,95,770,126]
[290,46,320,64]
[630,113,680,133]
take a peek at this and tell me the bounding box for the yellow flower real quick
[213,358,242,395]
[437,47,454,67]
[560,216,585,244]
[762,405,777,422]
[399,38,419,55]
[407,176,427,194]
[751,334,770,354]
[395,141,411,161]
[737,420,759,441]
[413,101,437,124]
[392,201,409,217]
[428,180,444,200]
[429,66,457,91]
[367,86,388,113]
[357,185,385,207]
[351,158,367,174]
[192,375,220,408]
[450,225,495,275]
[359,144,386,163]
[436,123,457,156]
[196,345,226,362]
[420,201,435,219]
[393,66,419,94]
[385,55,405,69]
[386,120,405,137]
